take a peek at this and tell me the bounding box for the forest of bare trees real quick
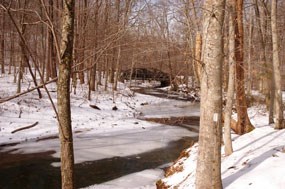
[1,0,285,188]
[1,0,285,94]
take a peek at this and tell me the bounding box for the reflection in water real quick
[0,137,196,189]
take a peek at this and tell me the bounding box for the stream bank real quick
[0,87,200,189]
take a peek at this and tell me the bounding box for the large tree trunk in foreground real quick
[271,0,284,130]
[57,0,75,188]
[234,0,254,135]
[195,0,225,188]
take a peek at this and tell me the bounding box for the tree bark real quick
[57,0,75,188]
[0,9,4,74]
[247,5,254,96]
[195,0,225,188]
[224,0,235,156]
[46,0,57,81]
[254,0,270,109]
[271,0,284,129]
[9,30,15,75]
[194,32,202,86]
[234,0,254,135]
[89,0,100,92]
[113,45,121,91]
[103,0,110,91]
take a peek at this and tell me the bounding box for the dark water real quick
[0,136,197,189]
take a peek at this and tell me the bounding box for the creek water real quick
[0,88,200,189]
[0,136,196,189]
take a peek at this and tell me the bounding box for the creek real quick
[0,88,200,189]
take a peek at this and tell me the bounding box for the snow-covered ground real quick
[0,71,198,188]
[1,70,285,189]
[159,104,285,189]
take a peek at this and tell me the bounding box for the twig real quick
[11,121,39,134]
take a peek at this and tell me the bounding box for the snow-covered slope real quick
[158,105,285,189]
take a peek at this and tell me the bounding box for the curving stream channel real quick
[0,88,200,189]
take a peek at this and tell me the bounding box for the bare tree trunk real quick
[0,9,4,74]
[271,0,284,129]
[57,0,75,188]
[254,0,270,110]
[113,0,132,91]
[9,30,15,75]
[72,1,79,91]
[90,62,97,91]
[165,9,177,91]
[113,45,121,91]
[104,55,109,91]
[16,58,23,93]
[110,0,121,87]
[183,0,197,89]
[89,0,100,92]
[167,47,177,90]
[194,32,202,86]
[129,51,136,87]
[104,0,110,91]
[97,69,102,87]
[269,75,275,124]
[45,29,51,82]
[17,0,27,94]
[247,5,254,96]
[195,0,225,188]
[44,0,56,82]
[234,0,254,135]
[13,34,17,83]
[224,0,235,156]
[41,12,46,82]
[50,0,57,79]
[80,0,88,84]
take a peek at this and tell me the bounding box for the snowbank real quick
[158,105,285,189]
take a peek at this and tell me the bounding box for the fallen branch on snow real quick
[89,104,101,110]
[11,121,39,134]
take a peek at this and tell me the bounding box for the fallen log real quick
[89,104,101,110]
[11,121,39,134]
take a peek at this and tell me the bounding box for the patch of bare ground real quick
[156,141,195,189]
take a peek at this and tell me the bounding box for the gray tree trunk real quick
[247,5,254,96]
[271,0,284,129]
[195,0,225,188]
[224,0,235,156]
[16,59,23,93]
[57,0,75,188]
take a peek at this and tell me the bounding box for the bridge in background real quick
[120,68,170,87]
